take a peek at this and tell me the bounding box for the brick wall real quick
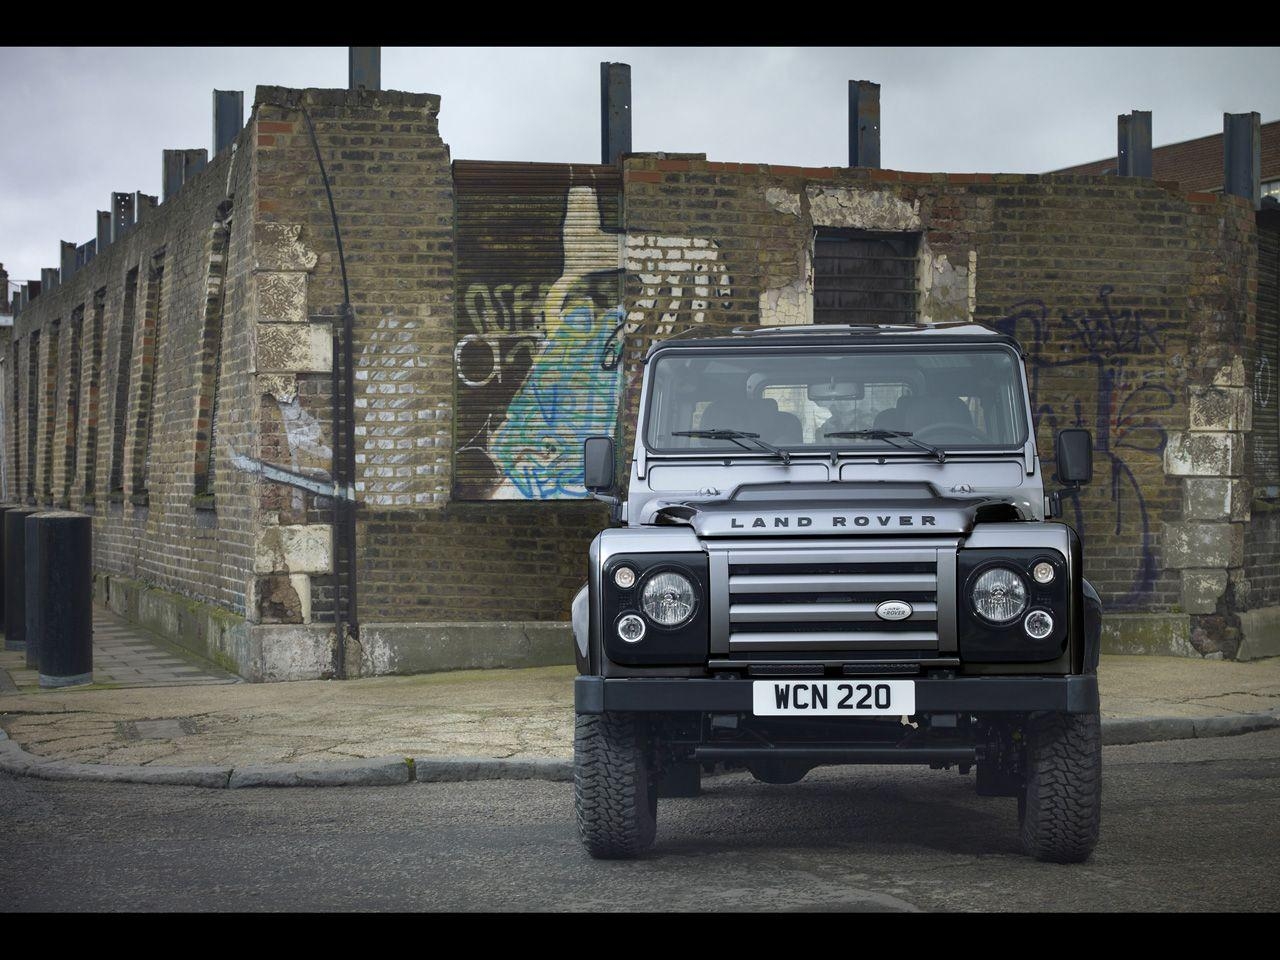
[7,86,1274,675]
[619,156,1266,655]
[10,127,258,647]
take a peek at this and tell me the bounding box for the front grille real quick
[708,540,958,659]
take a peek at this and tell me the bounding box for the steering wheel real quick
[912,422,990,443]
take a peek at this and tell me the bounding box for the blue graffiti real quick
[997,290,1175,607]
[490,294,624,499]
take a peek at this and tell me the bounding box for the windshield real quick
[644,346,1028,454]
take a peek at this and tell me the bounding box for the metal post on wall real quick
[349,47,381,92]
[1225,112,1262,210]
[213,90,245,156]
[1117,111,1152,177]
[849,80,881,169]
[600,62,632,166]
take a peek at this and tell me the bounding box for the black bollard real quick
[25,512,45,669]
[3,507,39,653]
[0,504,11,632]
[33,512,93,688]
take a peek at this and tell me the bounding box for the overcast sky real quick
[3,46,1278,290]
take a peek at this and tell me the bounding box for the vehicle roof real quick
[643,322,1023,360]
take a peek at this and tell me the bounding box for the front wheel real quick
[574,712,657,859]
[1018,710,1102,863]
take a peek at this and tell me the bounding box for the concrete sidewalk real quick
[1,605,1278,784]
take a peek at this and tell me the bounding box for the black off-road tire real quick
[574,712,658,859]
[1018,710,1102,863]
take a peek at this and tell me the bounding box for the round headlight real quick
[1024,609,1055,640]
[971,567,1028,624]
[613,566,636,589]
[641,571,697,627]
[1032,561,1055,585]
[617,614,646,643]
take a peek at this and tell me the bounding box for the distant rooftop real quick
[1051,120,1280,195]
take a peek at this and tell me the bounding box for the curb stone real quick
[228,755,412,788]
[0,712,1277,789]
[1102,711,1280,745]
[413,756,572,783]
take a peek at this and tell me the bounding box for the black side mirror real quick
[583,436,616,493]
[1055,429,1093,485]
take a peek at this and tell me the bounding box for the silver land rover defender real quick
[571,322,1103,863]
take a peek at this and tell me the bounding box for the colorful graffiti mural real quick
[997,287,1176,606]
[453,166,734,501]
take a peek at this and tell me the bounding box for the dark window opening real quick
[41,319,60,503]
[26,334,38,502]
[130,251,166,499]
[813,229,920,324]
[83,288,107,498]
[194,222,230,500]
[110,267,140,495]
[63,305,85,504]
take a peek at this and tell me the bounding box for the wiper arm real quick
[825,429,946,463]
[673,429,792,465]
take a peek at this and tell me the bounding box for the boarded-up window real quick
[41,319,60,502]
[452,161,623,501]
[110,267,140,495]
[813,230,919,324]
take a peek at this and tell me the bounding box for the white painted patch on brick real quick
[807,186,921,231]
[765,187,802,216]
[254,524,333,575]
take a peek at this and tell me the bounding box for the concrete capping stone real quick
[354,621,574,676]
[1161,521,1245,570]
[1188,385,1251,432]
[253,321,333,374]
[253,524,333,575]
[228,755,411,788]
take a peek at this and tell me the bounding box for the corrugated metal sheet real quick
[453,161,624,501]
[1256,214,1279,486]
[814,230,919,323]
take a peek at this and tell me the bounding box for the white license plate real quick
[752,680,916,716]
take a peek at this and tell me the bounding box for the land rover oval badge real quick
[876,600,913,621]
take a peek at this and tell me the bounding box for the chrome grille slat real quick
[731,602,938,623]
[729,631,938,650]
[730,573,936,593]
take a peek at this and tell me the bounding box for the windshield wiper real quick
[825,429,946,463]
[673,429,792,465]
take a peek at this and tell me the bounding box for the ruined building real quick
[4,74,1278,679]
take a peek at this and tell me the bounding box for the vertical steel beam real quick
[110,192,134,243]
[849,80,881,169]
[60,242,77,282]
[1117,111,1152,177]
[134,192,158,223]
[1224,112,1262,209]
[213,90,245,156]
[183,148,208,183]
[600,62,632,166]
[162,150,185,203]
[1117,114,1132,176]
[349,47,381,91]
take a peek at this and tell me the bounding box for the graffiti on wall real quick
[454,179,733,500]
[997,286,1175,606]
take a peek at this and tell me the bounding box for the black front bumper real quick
[576,674,1099,715]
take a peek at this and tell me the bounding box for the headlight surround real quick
[641,571,697,627]
[970,566,1028,624]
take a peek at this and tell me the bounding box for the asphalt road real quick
[3,729,1279,912]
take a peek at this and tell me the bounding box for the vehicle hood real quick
[644,481,1018,537]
